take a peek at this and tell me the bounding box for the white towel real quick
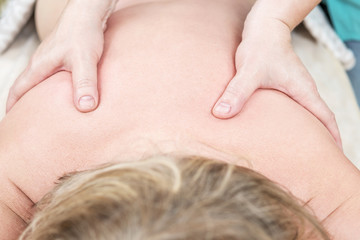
[0,0,36,53]
[304,6,356,70]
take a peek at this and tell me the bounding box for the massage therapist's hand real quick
[212,0,342,148]
[6,0,118,113]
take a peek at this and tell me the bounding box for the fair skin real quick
[5,0,342,148]
[0,0,358,239]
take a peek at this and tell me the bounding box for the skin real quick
[6,0,342,148]
[213,0,342,149]
[0,0,359,239]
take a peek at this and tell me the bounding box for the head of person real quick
[21,155,329,240]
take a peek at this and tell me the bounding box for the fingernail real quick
[214,102,231,114]
[79,95,95,110]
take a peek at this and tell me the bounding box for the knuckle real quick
[306,81,318,93]
[27,58,36,70]
[287,83,307,100]
[225,84,242,98]
[9,86,21,100]
[224,84,248,104]
[76,49,99,62]
[76,79,94,89]
[288,82,317,103]
[28,57,41,73]
[30,50,42,63]
[329,112,336,121]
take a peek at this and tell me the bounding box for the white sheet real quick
[0,0,36,53]
[0,18,359,168]
[0,18,38,116]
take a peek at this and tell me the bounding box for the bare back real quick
[0,1,359,239]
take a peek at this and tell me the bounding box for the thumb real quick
[212,71,258,119]
[72,56,99,113]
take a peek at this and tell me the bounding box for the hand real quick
[212,20,342,149]
[6,0,111,113]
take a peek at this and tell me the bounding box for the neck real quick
[323,190,360,240]
[0,165,33,239]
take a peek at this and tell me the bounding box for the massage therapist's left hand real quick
[212,0,342,149]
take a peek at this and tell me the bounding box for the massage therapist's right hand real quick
[6,0,116,113]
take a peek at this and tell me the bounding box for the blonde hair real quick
[21,155,329,240]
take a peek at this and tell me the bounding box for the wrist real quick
[244,0,320,34]
[242,15,291,43]
[66,0,118,29]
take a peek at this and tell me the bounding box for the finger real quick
[71,55,99,113]
[6,56,58,113]
[212,71,259,119]
[286,81,343,150]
